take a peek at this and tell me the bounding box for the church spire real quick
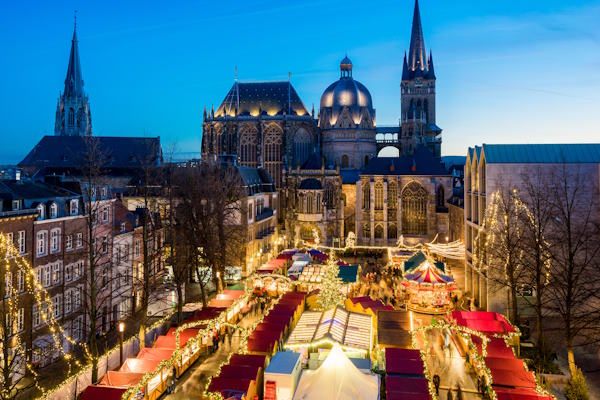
[408,0,427,72]
[54,13,92,136]
[64,14,84,98]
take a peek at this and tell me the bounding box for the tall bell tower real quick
[400,0,441,157]
[54,15,92,136]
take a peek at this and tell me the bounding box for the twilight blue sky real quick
[1,0,600,163]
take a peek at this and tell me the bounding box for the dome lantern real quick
[340,55,353,78]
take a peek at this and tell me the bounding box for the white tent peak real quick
[292,344,379,400]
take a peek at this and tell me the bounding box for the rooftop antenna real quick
[234,66,238,82]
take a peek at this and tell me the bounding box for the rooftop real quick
[470,143,600,164]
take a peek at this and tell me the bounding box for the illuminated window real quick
[402,182,427,235]
[239,126,258,167]
[362,184,370,210]
[375,182,383,210]
[293,128,311,168]
[263,124,283,187]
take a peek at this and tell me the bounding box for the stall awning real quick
[386,376,430,396]
[99,371,145,387]
[137,347,175,361]
[207,377,252,399]
[218,364,260,380]
[80,385,126,400]
[452,311,516,335]
[229,354,267,369]
[119,358,161,373]
[385,348,425,376]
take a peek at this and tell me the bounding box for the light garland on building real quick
[0,233,98,399]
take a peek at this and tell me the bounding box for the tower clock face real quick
[415,79,423,87]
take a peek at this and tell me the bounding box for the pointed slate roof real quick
[408,0,427,72]
[214,81,309,118]
[64,24,84,98]
[402,0,435,81]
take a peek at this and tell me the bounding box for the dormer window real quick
[12,200,20,211]
[70,199,79,216]
[37,204,45,219]
[50,203,58,219]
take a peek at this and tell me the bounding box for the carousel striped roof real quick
[404,262,454,284]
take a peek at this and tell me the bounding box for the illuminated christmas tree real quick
[317,252,345,311]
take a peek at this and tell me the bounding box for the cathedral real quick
[201,0,451,247]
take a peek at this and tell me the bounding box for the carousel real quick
[402,258,456,314]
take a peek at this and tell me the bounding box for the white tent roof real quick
[292,344,379,400]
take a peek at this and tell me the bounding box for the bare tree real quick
[78,136,117,383]
[174,159,245,295]
[129,139,168,346]
[519,168,554,346]
[546,165,600,375]
[475,182,527,324]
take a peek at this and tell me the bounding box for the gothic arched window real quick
[77,108,84,128]
[68,108,75,127]
[388,181,398,209]
[363,223,370,239]
[436,185,445,208]
[239,126,258,167]
[401,181,428,235]
[306,192,314,214]
[293,128,311,168]
[388,223,398,239]
[325,182,335,209]
[374,224,384,239]
[341,155,349,169]
[362,183,370,210]
[263,124,283,187]
[375,182,383,210]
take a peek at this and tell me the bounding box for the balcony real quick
[255,226,276,240]
[255,207,274,222]
[0,208,38,218]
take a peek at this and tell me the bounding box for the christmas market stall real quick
[384,347,431,400]
[263,351,302,400]
[285,306,373,362]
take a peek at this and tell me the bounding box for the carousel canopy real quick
[404,251,445,273]
[293,344,379,400]
[286,306,372,351]
[404,261,453,284]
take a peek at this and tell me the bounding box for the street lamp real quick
[118,321,125,365]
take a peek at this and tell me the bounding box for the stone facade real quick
[355,173,451,246]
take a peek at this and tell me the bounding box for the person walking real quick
[456,386,463,400]
[433,374,441,396]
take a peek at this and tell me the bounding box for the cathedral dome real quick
[319,56,374,126]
